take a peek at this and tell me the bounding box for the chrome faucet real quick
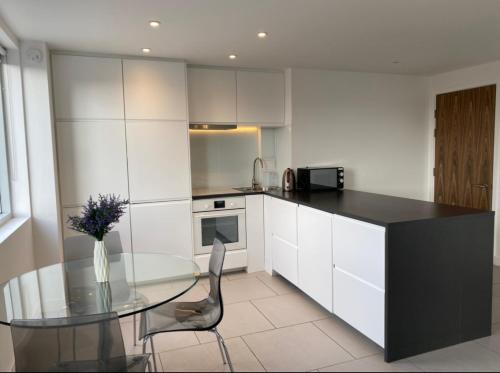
[252,157,264,190]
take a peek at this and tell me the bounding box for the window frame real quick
[0,48,12,226]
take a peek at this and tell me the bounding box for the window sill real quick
[0,216,30,245]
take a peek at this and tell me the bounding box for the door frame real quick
[427,80,500,264]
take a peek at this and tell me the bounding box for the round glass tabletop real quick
[0,253,200,326]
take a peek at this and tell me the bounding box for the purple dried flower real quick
[67,194,129,241]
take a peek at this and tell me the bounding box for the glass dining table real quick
[0,253,201,326]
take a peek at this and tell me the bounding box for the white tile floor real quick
[120,266,500,372]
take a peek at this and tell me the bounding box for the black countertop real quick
[193,188,493,226]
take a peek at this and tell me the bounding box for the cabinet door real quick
[298,206,333,311]
[62,206,132,253]
[123,59,187,120]
[246,195,265,273]
[237,71,285,125]
[333,215,385,290]
[130,200,193,258]
[52,55,124,120]
[126,120,191,203]
[188,68,236,123]
[334,268,385,347]
[270,197,297,245]
[56,121,129,206]
[271,235,298,285]
[263,195,273,274]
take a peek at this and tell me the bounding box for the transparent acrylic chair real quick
[139,238,233,372]
[10,312,151,372]
[63,232,147,345]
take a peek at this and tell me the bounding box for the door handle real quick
[472,184,489,190]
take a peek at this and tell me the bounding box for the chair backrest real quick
[63,231,123,262]
[207,238,227,319]
[11,312,127,372]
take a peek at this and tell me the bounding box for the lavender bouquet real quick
[67,194,128,282]
[67,194,129,241]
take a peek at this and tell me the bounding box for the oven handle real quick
[193,209,246,219]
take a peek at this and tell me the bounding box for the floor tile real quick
[493,266,500,284]
[224,270,261,281]
[318,354,422,372]
[196,301,275,343]
[408,341,500,372]
[476,323,500,354]
[252,292,330,328]
[243,323,353,372]
[256,272,298,295]
[159,337,265,372]
[493,298,500,324]
[314,317,382,358]
[122,320,200,354]
[203,277,277,304]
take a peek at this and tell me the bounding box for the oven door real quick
[193,209,247,255]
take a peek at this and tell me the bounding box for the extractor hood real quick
[189,124,237,131]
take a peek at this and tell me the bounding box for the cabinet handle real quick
[472,184,489,190]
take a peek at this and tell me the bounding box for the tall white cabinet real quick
[53,54,193,259]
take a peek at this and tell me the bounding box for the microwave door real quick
[311,169,338,189]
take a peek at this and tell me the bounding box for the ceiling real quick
[1,0,500,75]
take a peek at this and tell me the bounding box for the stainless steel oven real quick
[193,196,247,255]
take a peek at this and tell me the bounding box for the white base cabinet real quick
[130,200,193,259]
[246,195,265,273]
[334,268,385,347]
[297,205,333,312]
[271,235,298,285]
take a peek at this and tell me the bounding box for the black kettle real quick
[282,168,296,192]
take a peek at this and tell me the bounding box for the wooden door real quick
[434,85,496,210]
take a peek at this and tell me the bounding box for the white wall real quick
[190,127,260,189]
[21,41,63,268]
[291,68,430,200]
[428,60,500,262]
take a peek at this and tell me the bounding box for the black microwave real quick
[297,167,344,191]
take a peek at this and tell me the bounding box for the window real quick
[0,49,11,224]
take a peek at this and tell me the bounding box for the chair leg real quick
[212,329,227,364]
[149,336,159,372]
[213,328,234,372]
[133,314,138,346]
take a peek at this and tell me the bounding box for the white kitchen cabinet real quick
[271,235,298,285]
[334,268,385,347]
[123,59,187,121]
[126,120,191,203]
[62,205,132,253]
[188,68,237,123]
[237,71,285,125]
[298,206,333,311]
[130,200,193,259]
[263,195,273,274]
[246,195,265,273]
[333,215,385,290]
[56,121,129,207]
[269,197,298,246]
[52,55,124,120]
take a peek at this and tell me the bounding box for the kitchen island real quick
[194,188,495,362]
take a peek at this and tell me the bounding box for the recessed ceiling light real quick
[142,48,151,54]
[149,20,161,28]
[228,54,237,60]
[257,31,268,39]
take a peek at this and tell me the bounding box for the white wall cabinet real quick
[237,71,285,125]
[126,120,191,203]
[297,206,333,312]
[130,200,193,259]
[52,55,124,120]
[56,121,129,207]
[246,194,265,273]
[123,59,187,120]
[188,68,237,123]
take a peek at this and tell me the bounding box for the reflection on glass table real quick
[0,253,200,325]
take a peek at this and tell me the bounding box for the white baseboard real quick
[494,256,500,267]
